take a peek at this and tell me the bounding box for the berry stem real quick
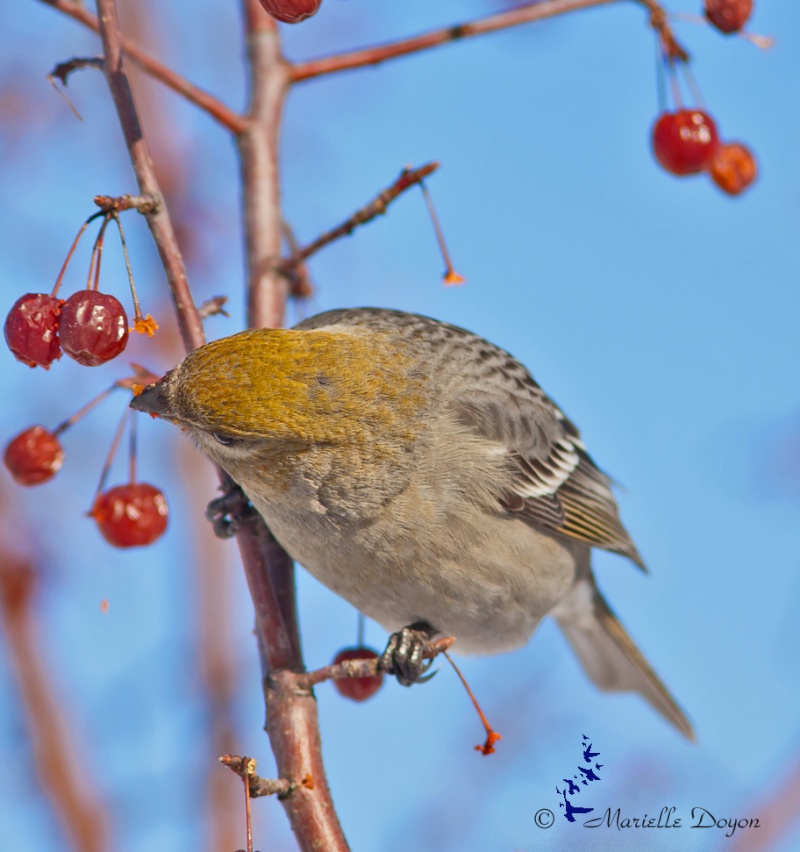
[86,215,112,293]
[51,211,104,297]
[667,58,683,110]
[244,757,254,852]
[419,181,464,284]
[679,62,705,111]
[111,212,144,322]
[654,31,668,114]
[52,385,118,437]
[128,409,137,485]
[356,612,365,648]
[93,407,130,500]
[442,651,502,756]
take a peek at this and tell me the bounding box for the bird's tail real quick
[551,578,694,740]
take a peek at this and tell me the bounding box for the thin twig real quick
[281,222,314,299]
[37,0,247,133]
[291,0,683,83]
[197,295,230,319]
[280,162,439,274]
[297,636,455,690]
[221,755,314,799]
[49,55,104,84]
[93,193,159,215]
[290,0,613,82]
[95,0,205,353]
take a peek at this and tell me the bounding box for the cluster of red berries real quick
[705,0,752,34]
[3,353,168,549]
[258,0,321,24]
[3,209,165,548]
[650,2,759,195]
[652,109,756,195]
[4,211,156,371]
[5,289,129,370]
[4,419,168,549]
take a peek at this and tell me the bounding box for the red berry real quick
[708,142,757,195]
[90,483,168,548]
[652,110,720,176]
[4,293,64,369]
[705,0,753,34]
[258,0,321,24]
[59,291,129,367]
[332,647,384,702]
[4,426,64,486]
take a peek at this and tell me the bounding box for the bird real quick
[130,307,693,738]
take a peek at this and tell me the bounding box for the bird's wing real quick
[450,366,645,571]
[295,308,644,569]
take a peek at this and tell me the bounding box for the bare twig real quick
[291,0,615,82]
[95,0,205,353]
[281,222,314,299]
[291,0,683,83]
[93,193,159,215]
[37,0,247,133]
[197,295,230,320]
[297,636,456,690]
[49,55,104,85]
[280,162,439,274]
[239,0,292,330]
[221,755,314,799]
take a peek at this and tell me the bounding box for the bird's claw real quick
[380,622,439,686]
[205,479,258,539]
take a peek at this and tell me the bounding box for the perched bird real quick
[130,307,692,738]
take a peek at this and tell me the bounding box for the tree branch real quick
[37,0,247,133]
[290,0,680,83]
[291,0,618,82]
[297,636,455,690]
[236,2,349,849]
[95,0,205,353]
[239,0,292,330]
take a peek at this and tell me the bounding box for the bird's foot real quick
[205,477,258,539]
[380,622,439,686]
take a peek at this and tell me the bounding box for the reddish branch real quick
[290,0,682,82]
[239,0,292,330]
[36,0,246,133]
[95,0,205,353]
[221,754,314,799]
[0,558,109,852]
[298,636,455,690]
[291,0,618,82]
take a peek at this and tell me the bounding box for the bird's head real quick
[130,326,428,468]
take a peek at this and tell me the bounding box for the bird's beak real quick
[130,375,174,419]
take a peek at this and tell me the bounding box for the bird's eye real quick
[212,432,235,446]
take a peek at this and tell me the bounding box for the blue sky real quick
[1,2,799,850]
